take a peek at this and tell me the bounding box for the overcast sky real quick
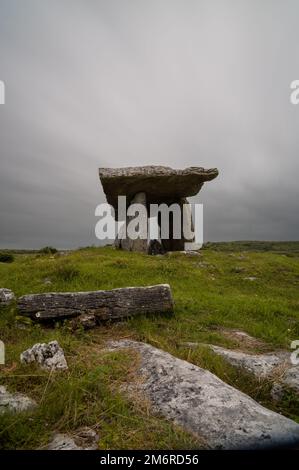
[0,0,298,248]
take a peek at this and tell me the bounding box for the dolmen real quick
[99,165,218,254]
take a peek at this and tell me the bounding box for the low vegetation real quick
[0,241,299,448]
[38,246,58,255]
[0,252,14,264]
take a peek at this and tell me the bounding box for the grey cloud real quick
[0,0,298,248]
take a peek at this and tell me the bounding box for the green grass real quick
[203,240,299,254]
[0,242,299,448]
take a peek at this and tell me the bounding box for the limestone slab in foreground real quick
[107,340,299,450]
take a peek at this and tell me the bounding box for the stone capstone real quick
[99,166,218,209]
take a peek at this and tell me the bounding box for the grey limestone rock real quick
[20,340,68,370]
[107,340,299,450]
[208,345,299,394]
[0,385,36,414]
[46,428,99,450]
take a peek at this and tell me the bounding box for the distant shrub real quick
[54,263,80,281]
[0,252,14,263]
[39,246,58,255]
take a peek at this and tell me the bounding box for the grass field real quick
[0,242,299,449]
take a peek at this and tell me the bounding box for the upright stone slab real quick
[116,191,148,252]
[99,165,218,253]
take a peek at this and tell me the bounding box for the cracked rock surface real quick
[20,340,68,370]
[107,340,299,450]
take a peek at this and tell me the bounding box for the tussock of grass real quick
[53,262,80,282]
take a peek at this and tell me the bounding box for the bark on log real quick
[17,284,174,322]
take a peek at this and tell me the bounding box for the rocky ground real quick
[0,242,299,449]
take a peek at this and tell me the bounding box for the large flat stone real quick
[99,165,218,209]
[107,340,299,450]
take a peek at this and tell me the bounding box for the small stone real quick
[46,434,82,450]
[180,342,200,350]
[74,427,99,449]
[0,288,15,306]
[196,262,209,268]
[244,277,258,281]
[0,385,36,414]
[232,267,246,273]
[185,251,201,257]
[20,340,68,370]
[108,340,299,449]
[47,428,99,450]
[209,345,288,378]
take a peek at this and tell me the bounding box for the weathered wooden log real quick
[17,284,174,322]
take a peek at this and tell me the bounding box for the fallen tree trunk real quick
[17,284,174,322]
